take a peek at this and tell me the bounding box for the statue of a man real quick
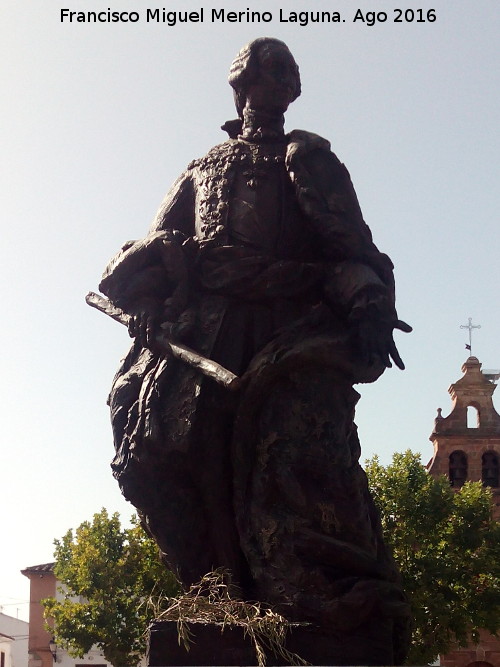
[97,38,411,664]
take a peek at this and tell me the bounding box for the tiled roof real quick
[20,563,55,575]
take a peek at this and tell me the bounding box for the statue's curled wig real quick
[228,38,301,117]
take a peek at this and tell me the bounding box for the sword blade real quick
[85,291,240,390]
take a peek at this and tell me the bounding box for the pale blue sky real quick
[1,0,499,619]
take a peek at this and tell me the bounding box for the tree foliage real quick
[365,450,500,665]
[43,509,179,667]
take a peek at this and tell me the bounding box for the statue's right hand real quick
[128,304,195,350]
[127,310,159,350]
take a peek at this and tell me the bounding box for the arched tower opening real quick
[482,451,499,488]
[467,405,480,428]
[449,450,467,488]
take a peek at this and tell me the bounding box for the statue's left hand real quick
[354,318,412,370]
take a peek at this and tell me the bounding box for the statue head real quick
[228,38,301,118]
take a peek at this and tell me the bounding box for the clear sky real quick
[1,0,499,621]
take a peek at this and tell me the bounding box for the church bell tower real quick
[427,355,500,666]
[427,356,500,514]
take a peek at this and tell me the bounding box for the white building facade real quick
[0,613,29,667]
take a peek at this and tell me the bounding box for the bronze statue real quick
[91,38,411,665]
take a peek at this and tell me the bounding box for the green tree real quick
[43,509,179,667]
[365,450,500,665]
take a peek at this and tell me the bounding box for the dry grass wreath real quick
[147,569,310,667]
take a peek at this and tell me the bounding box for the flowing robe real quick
[100,129,410,662]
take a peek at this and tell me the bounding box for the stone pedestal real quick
[147,619,399,666]
[148,620,258,666]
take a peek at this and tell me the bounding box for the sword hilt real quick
[85,291,240,390]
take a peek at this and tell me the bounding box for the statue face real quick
[244,43,297,113]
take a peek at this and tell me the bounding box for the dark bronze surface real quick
[94,38,412,665]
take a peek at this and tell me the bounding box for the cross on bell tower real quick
[460,317,481,355]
